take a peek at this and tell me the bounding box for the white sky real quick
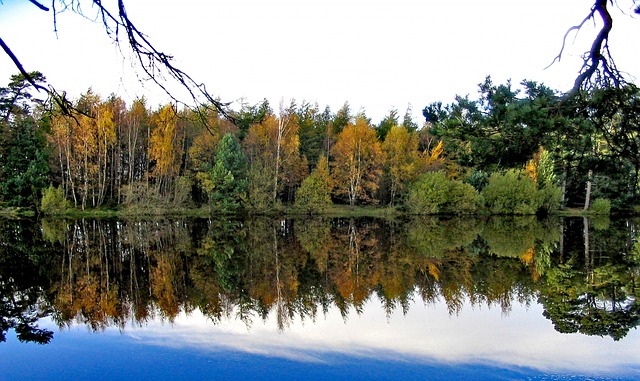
[1,0,639,123]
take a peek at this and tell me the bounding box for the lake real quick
[1,216,639,380]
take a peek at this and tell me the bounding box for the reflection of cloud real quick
[54,295,640,378]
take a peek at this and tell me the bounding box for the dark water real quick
[1,216,639,380]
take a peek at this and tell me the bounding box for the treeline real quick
[1,73,639,214]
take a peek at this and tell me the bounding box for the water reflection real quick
[0,217,640,343]
[0,216,637,338]
[0,217,640,375]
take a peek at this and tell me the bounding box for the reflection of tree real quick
[50,219,193,328]
[482,216,560,282]
[5,215,639,344]
[0,220,54,344]
[483,216,540,258]
[404,217,480,314]
[539,217,640,341]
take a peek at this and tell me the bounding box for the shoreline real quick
[0,205,627,219]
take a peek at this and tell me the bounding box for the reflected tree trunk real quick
[273,223,287,331]
[559,218,565,261]
[584,217,591,274]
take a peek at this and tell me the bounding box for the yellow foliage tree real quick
[382,125,419,204]
[149,104,184,197]
[331,117,383,205]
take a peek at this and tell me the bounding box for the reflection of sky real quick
[3,294,639,380]
[129,296,640,376]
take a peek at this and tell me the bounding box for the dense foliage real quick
[1,73,639,214]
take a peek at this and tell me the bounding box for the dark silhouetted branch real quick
[27,0,49,11]
[548,0,627,95]
[2,0,237,132]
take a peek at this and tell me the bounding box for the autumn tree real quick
[331,117,383,205]
[243,102,301,207]
[121,97,150,186]
[48,89,117,209]
[381,125,419,205]
[149,104,188,205]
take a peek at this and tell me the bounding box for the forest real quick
[1,72,639,216]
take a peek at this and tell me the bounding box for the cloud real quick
[106,294,640,377]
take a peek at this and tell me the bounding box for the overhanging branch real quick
[2,0,237,131]
[548,0,626,95]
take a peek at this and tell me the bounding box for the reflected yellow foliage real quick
[41,216,567,332]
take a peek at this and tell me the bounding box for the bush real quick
[406,172,482,214]
[447,181,483,214]
[40,185,69,215]
[589,198,611,215]
[537,184,562,214]
[481,170,540,215]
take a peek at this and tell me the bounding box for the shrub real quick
[589,198,611,215]
[537,184,562,214]
[446,180,483,214]
[481,170,540,214]
[40,185,69,215]
[406,172,449,214]
[406,172,482,214]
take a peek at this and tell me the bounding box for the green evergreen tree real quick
[205,133,247,212]
[0,116,50,208]
[376,108,399,141]
[295,156,332,213]
[0,73,50,209]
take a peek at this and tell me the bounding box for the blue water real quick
[1,328,635,381]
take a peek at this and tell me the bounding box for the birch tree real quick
[331,117,383,206]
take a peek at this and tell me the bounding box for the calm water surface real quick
[1,216,638,380]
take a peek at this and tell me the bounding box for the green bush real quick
[40,185,69,215]
[537,184,562,214]
[447,180,483,214]
[481,170,540,215]
[406,172,482,214]
[589,198,611,215]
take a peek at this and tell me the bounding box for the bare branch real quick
[0,38,87,119]
[545,7,596,69]
[549,0,627,95]
[571,0,620,92]
[27,0,49,11]
[3,0,237,132]
[0,37,48,93]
